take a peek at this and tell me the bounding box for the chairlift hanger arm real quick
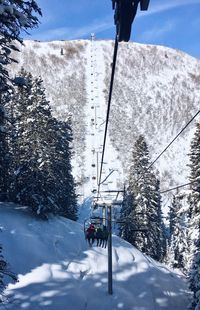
[112,0,150,42]
[115,191,119,201]
[140,0,150,10]
[100,169,115,185]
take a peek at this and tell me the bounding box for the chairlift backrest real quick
[90,216,102,225]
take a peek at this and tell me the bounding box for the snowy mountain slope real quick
[0,203,190,309]
[10,40,88,188]
[101,42,200,189]
[9,40,200,198]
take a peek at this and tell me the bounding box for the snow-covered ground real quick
[0,203,191,310]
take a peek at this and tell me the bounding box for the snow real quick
[0,203,191,309]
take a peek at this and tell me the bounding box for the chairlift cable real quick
[136,108,200,184]
[96,1,151,202]
[160,180,198,194]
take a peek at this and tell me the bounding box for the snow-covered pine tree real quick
[40,116,77,220]
[166,196,178,265]
[168,196,177,244]
[188,122,200,309]
[189,237,200,310]
[167,194,189,271]
[7,70,51,213]
[119,190,138,245]
[127,135,166,261]
[0,0,41,88]
[0,0,41,201]
[151,178,167,261]
[0,95,7,200]
[8,69,77,219]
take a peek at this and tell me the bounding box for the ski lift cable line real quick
[97,36,119,198]
[136,108,200,184]
[160,180,198,194]
[149,109,200,169]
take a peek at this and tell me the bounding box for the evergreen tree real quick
[189,237,200,310]
[40,116,77,219]
[121,135,166,261]
[188,122,200,309]
[151,178,167,260]
[119,191,138,245]
[7,69,77,219]
[167,194,189,271]
[131,136,166,260]
[7,70,51,212]
[0,0,41,89]
[0,93,8,200]
[0,0,41,200]
[168,196,177,244]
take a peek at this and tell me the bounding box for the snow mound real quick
[0,203,190,309]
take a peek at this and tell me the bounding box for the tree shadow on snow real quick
[1,258,191,310]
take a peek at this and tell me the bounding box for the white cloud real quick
[140,0,200,16]
[67,20,113,39]
[31,17,113,41]
[139,21,175,42]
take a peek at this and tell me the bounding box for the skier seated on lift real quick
[96,226,103,247]
[101,226,109,248]
[86,224,95,246]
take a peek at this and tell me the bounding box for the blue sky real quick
[26,0,200,58]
